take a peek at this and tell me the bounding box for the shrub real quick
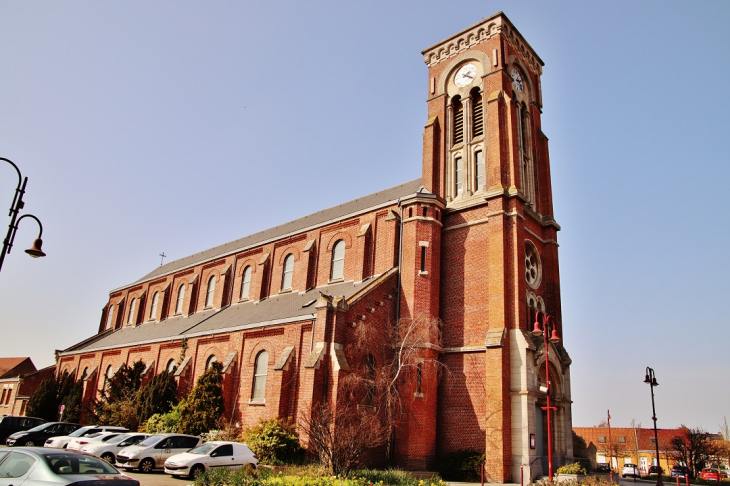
[435,449,485,481]
[556,462,587,475]
[145,401,182,433]
[242,418,302,465]
[201,424,241,442]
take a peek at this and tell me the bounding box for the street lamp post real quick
[1,157,46,274]
[644,367,663,486]
[532,310,561,481]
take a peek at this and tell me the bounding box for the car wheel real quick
[190,464,205,479]
[139,458,155,473]
[101,452,115,464]
[24,440,35,446]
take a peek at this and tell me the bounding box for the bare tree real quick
[300,314,444,474]
[669,426,720,478]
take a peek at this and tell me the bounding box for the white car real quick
[164,441,258,479]
[44,425,128,449]
[116,433,202,473]
[67,431,124,451]
[81,432,150,464]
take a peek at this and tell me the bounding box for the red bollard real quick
[481,462,485,486]
[685,474,690,486]
[677,476,680,486]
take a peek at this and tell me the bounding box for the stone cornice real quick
[422,12,544,76]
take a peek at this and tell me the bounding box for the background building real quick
[54,12,570,481]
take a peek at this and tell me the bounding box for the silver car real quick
[0,447,138,485]
[116,433,201,473]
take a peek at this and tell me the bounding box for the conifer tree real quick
[60,380,84,423]
[25,375,58,421]
[178,362,224,435]
[136,370,178,424]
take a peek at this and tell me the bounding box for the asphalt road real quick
[125,470,194,486]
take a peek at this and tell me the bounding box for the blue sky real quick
[1,1,728,432]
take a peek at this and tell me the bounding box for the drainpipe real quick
[394,198,404,329]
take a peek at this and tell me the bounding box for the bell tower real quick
[420,13,572,482]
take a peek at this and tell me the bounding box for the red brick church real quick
[56,12,573,481]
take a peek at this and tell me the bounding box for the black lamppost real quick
[644,367,663,486]
[1,157,46,274]
[532,310,561,481]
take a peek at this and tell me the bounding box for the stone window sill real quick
[248,399,266,406]
[418,270,428,276]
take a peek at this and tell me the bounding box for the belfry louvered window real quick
[472,89,483,137]
[453,96,463,145]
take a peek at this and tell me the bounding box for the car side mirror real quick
[210,452,217,457]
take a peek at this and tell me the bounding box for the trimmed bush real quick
[434,449,485,481]
[242,418,302,465]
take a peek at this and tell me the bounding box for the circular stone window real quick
[525,243,542,289]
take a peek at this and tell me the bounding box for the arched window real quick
[452,96,463,145]
[80,367,89,380]
[252,350,268,400]
[363,354,376,406]
[166,359,177,373]
[104,364,114,390]
[149,292,159,320]
[475,150,484,192]
[455,156,463,196]
[281,254,294,290]
[105,304,114,330]
[330,240,345,281]
[471,88,483,137]
[175,284,186,315]
[240,266,252,301]
[127,298,137,326]
[205,275,216,308]
[206,355,217,370]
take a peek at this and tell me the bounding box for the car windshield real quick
[26,422,55,432]
[137,435,164,447]
[69,427,95,437]
[105,434,130,445]
[188,443,217,455]
[43,452,119,475]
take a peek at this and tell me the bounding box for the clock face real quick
[511,68,524,93]
[454,63,477,88]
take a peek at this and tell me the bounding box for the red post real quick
[481,462,485,486]
[685,474,690,486]
[676,476,680,486]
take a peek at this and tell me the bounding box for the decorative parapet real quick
[421,12,543,76]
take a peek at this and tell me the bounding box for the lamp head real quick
[25,238,46,258]
[549,328,560,344]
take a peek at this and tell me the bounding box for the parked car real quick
[116,433,202,473]
[671,465,689,478]
[700,468,721,481]
[66,431,124,451]
[6,422,82,447]
[164,441,258,479]
[647,466,661,477]
[0,447,139,485]
[80,433,150,464]
[44,425,128,449]
[622,463,640,478]
[595,463,611,473]
[0,415,45,442]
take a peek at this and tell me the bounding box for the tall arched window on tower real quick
[452,96,463,145]
[330,240,345,281]
[205,275,216,308]
[175,284,186,315]
[240,266,252,300]
[516,102,535,207]
[471,88,483,138]
[127,298,137,326]
[149,292,159,321]
[252,350,269,400]
[281,254,294,290]
[475,150,484,192]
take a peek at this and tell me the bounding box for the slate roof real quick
[65,275,388,355]
[120,178,422,290]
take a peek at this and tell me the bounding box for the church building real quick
[56,12,573,481]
